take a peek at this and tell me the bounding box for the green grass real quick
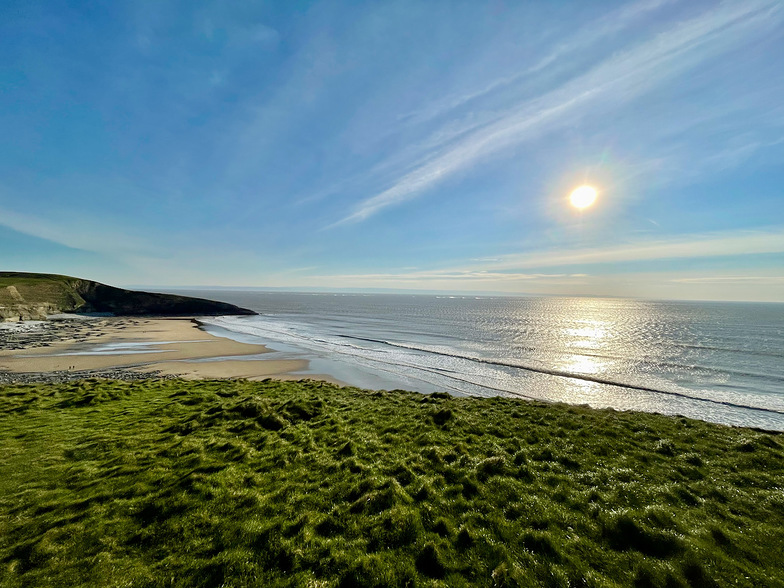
[0,272,77,287]
[1,379,783,587]
[0,272,83,310]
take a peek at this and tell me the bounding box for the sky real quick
[1,0,783,301]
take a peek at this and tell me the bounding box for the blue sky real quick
[2,0,783,301]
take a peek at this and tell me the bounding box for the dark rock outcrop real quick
[72,280,255,316]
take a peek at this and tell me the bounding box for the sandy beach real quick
[0,316,336,383]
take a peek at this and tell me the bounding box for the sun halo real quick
[569,185,598,209]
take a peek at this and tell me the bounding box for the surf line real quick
[339,334,784,417]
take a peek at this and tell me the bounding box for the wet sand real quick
[0,317,338,383]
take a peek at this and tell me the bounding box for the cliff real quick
[0,272,256,320]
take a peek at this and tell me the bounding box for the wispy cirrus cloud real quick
[331,0,782,227]
[395,0,680,130]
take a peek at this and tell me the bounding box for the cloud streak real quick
[309,227,784,284]
[0,204,150,256]
[312,271,584,283]
[332,0,781,227]
[465,227,784,272]
[672,276,784,284]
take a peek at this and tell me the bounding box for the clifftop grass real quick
[0,272,85,313]
[1,379,783,587]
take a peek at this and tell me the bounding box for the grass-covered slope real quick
[0,273,85,318]
[1,380,782,587]
[0,271,254,319]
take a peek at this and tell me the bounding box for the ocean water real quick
[170,291,784,430]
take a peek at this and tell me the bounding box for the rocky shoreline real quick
[0,315,307,383]
[0,368,177,385]
[0,318,103,351]
[0,318,177,384]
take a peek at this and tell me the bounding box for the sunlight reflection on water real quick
[184,291,784,430]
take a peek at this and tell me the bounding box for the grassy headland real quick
[1,379,782,587]
[0,271,254,320]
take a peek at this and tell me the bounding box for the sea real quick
[167,291,784,431]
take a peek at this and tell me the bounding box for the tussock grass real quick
[1,379,783,587]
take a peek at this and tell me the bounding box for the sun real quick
[569,185,598,209]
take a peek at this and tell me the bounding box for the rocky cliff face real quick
[0,303,60,321]
[0,272,256,320]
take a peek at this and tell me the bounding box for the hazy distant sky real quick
[2,0,783,300]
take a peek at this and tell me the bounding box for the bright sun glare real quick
[569,185,598,209]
